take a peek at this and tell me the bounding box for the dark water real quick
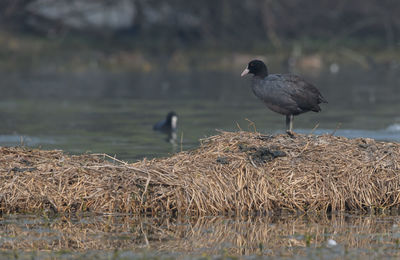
[2,213,400,259]
[0,66,399,162]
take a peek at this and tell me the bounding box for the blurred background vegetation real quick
[0,0,399,72]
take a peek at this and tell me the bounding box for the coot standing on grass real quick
[241,60,327,133]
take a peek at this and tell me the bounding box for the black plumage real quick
[153,111,178,132]
[241,60,327,132]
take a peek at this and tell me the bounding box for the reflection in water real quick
[167,130,177,145]
[1,213,400,258]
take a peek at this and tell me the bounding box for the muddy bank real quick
[0,131,399,215]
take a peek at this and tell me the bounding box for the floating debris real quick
[327,239,338,247]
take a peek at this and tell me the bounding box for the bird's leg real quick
[286,115,294,136]
[285,115,290,131]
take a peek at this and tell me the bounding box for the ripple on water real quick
[294,128,400,142]
[387,123,400,132]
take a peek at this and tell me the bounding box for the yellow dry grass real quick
[0,131,399,215]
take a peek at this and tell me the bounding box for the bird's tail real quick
[319,94,328,104]
[311,105,322,112]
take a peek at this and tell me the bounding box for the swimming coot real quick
[153,111,178,132]
[241,60,327,133]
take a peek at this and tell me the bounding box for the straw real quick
[0,131,399,215]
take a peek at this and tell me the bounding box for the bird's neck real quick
[254,69,268,78]
[251,76,267,87]
[171,116,177,130]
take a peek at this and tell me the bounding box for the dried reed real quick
[0,131,399,215]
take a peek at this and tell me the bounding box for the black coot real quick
[241,60,327,133]
[153,111,178,132]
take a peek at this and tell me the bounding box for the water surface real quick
[1,213,400,259]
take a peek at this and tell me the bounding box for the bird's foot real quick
[286,130,295,138]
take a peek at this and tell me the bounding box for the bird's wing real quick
[253,76,301,113]
[153,119,167,130]
[279,75,326,111]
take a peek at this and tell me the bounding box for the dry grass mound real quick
[0,131,399,215]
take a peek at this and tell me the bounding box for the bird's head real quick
[241,60,268,78]
[166,111,178,130]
